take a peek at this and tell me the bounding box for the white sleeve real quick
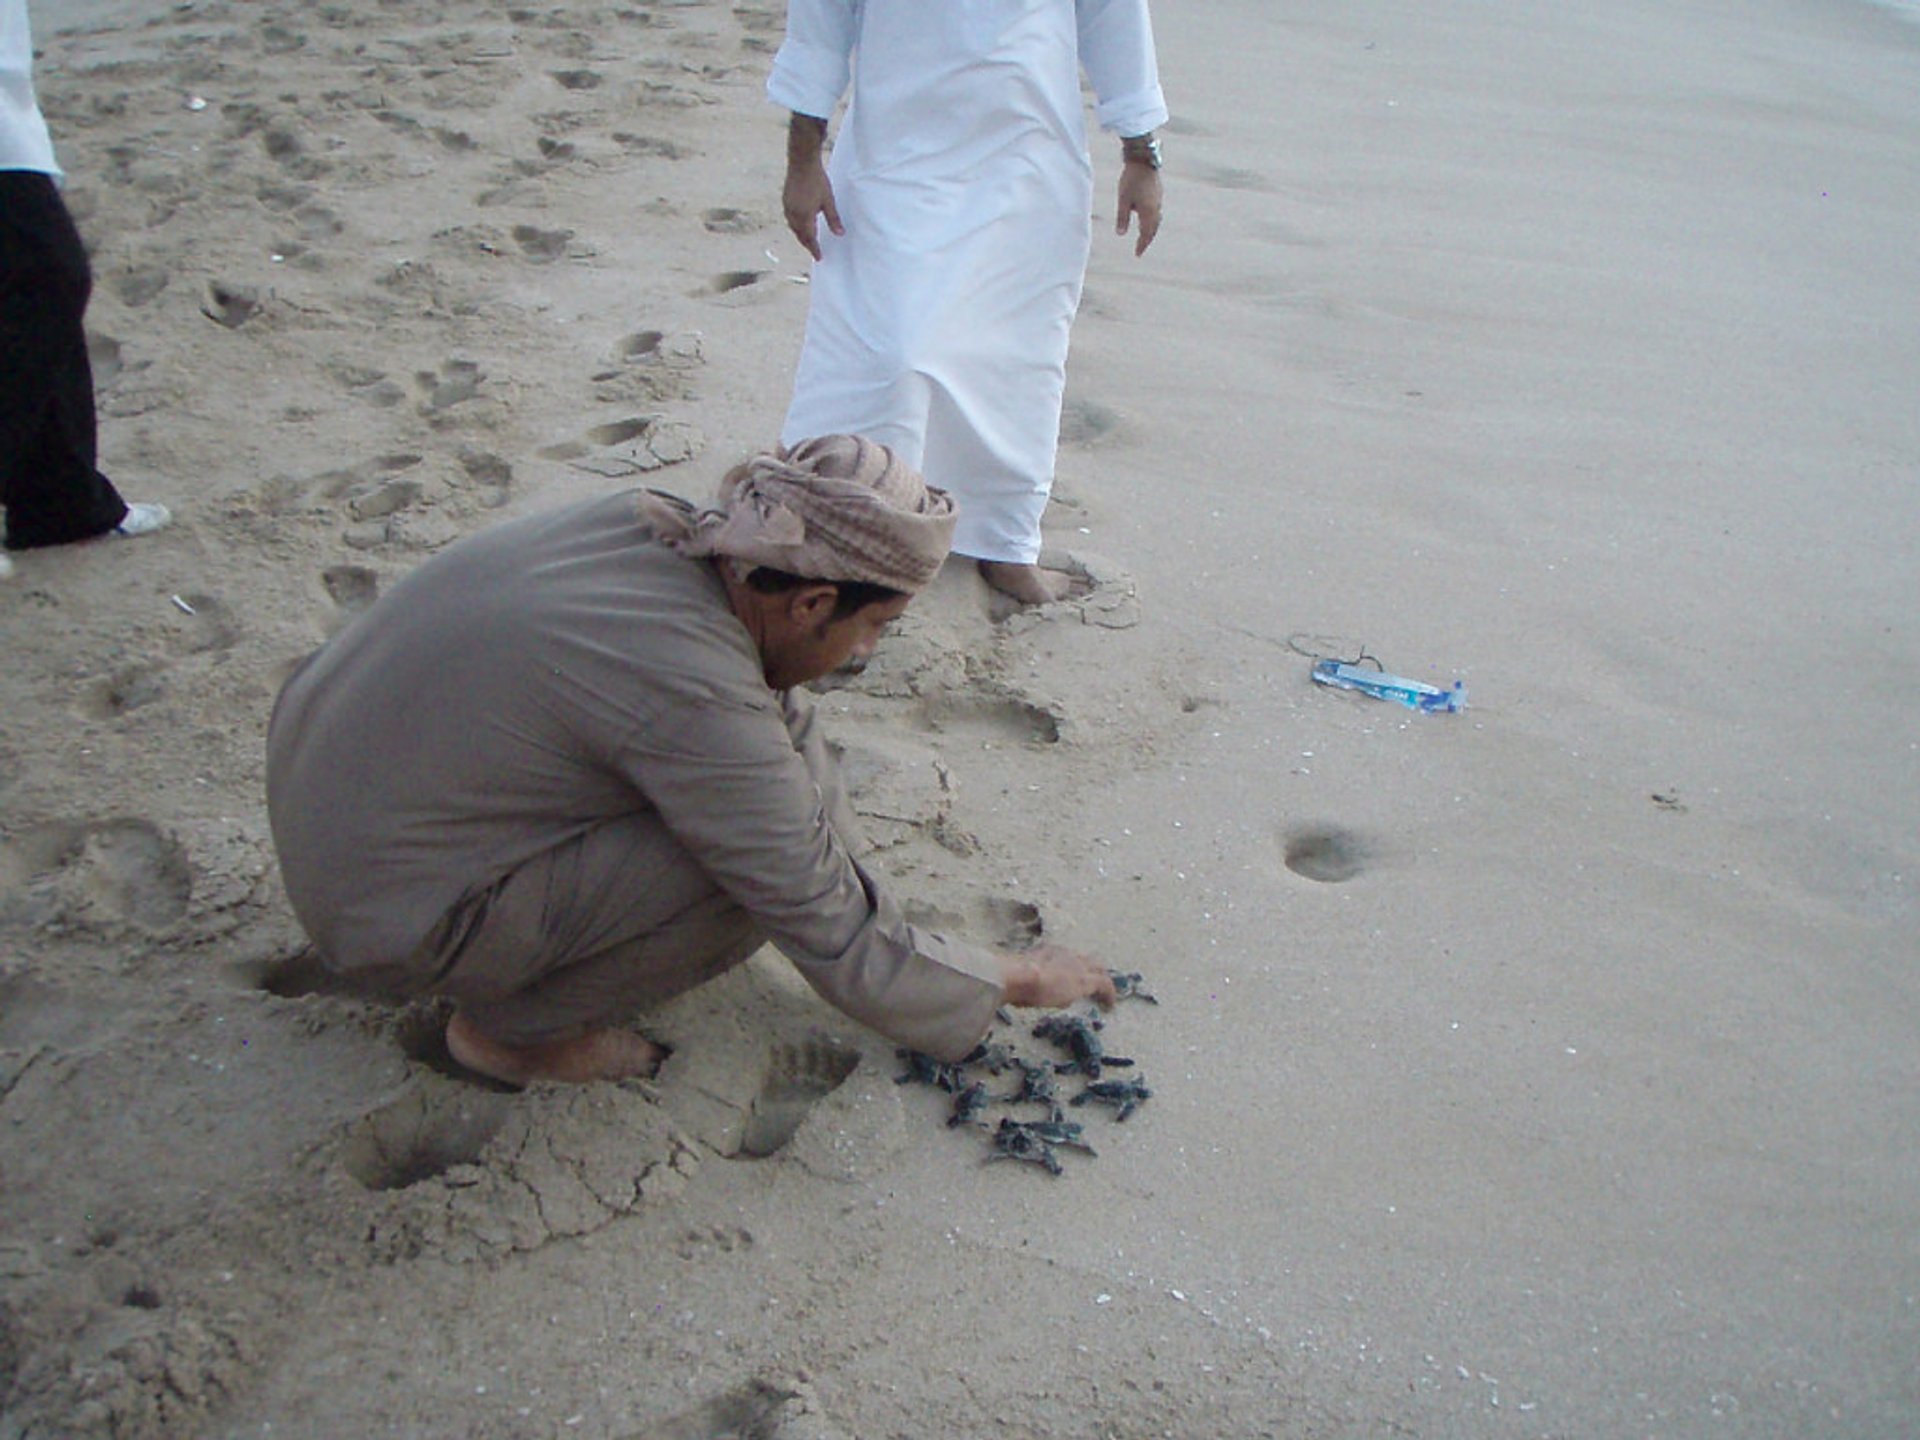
[1077,0,1171,136]
[766,0,860,119]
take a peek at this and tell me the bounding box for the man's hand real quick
[999,944,1118,1011]
[1116,162,1163,257]
[784,112,843,261]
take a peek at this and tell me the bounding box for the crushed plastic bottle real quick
[1311,659,1466,714]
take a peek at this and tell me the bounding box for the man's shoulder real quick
[526,495,769,705]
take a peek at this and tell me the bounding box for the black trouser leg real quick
[0,170,127,550]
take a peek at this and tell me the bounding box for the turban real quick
[634,435,957,594]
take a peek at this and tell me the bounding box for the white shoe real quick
[0,551,13,579]
[111,502,172,538]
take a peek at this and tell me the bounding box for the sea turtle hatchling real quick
[1032,1012,1133,1079]
[961,1038,1023,1074]
[985,1117,1062,1176]
[1109,970,1159,1004]
[996,1057,1066,1119]
[947,1079,993,1129]
[1070,1075,1153,1121]
[894,1048,967,1092]
[999,1115,1097,1154]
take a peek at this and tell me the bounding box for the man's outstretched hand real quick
[1116,162,1163,257]
[999,943,1118,1011]
[783,112,842,261]
[784,161,842,261]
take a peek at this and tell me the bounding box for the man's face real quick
[764,591,912,690]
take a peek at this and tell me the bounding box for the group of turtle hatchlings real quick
[893,970,1156,1177]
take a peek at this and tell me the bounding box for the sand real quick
[2,1,1917,1436]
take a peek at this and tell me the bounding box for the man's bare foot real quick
[445,1011,666,1086]
[977,559,1084,605]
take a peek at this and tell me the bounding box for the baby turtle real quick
[894,1048,966,1093]
[1000,1115,1096,1154]
[1070,1075,1153,1121]
[947,1079,993,1129]
[985,1118,1061,1176]
[961,1038,1022,1074]
[1109,970,1159,1004]
[1032,1013,1133,1079]
[996,1057,1066,1119]
[985,1116,1094,1176]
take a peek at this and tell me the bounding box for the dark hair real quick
[743,566,906,621]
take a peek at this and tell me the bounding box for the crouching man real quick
[265,435,1114,1085]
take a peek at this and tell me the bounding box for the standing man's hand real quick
[999,944,1118,1011]
[1116,131,1164,257]
[784,112,843,262]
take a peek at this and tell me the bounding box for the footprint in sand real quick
[697,270,777,307]
[345,475,421,522]
[339,1079,515,1191]
[114,266,169,307]
[735,1039,861,1158]
[0,818,192,935]
[200,280,261,329]
[636,79,720,111]
[457,449,514,508]
[586,417,656,447]
[254,178,312,212]
[537,415,704,477]
[920,690,1064,746]
[1190,161,1274,192]
[336,453,428,521]
[75,662,168,721]
[224,945,365,1000]
[589,329,706,403]
[416,360,484,413]
[260,126,302,163]
[701,206,761,234]
[634,1378,835,1440]
[322,564,380,618]
[612,132,692,160]
[617,330,667,361]
[164,591,242,654]
[1057,396,1127,448]
[733,5,786,37]
[260,124,330,180]
[550,68,602,91]
[511,223,574,262]
[1281,824,1370,884]
[257,22,303,55]
[249,452,422,517]
[904,895,1046,951]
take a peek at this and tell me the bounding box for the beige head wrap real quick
[634,435,957,593]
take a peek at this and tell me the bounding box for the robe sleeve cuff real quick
[775,870,1005,1062]
[1096,86,1170,138]
[766,39,851,120]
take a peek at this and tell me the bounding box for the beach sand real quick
[2,1,1916,1436]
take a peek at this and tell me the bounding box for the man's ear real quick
[785,583,841,627]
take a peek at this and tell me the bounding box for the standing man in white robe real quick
[770,0,1168,605]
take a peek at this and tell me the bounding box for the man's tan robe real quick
[265,490,1002,1060]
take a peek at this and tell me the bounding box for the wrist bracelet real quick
[1121,133,1162,169]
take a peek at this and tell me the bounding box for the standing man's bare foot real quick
[446,1011,667,1086]
[977,559,1085,605]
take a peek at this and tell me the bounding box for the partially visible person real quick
[771,0,1168,605]
[266,435,1116,1087]
[1,0,169,571]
